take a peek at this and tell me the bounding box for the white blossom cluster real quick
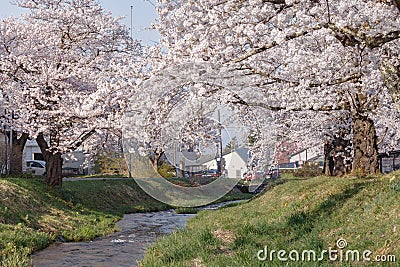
[0,0,144,154]
[151,0,400,162]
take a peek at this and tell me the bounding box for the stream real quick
[31,201,244,267]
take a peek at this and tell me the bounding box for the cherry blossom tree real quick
[153,0,400,175]
[123,60,277,177]
[0,17,31,175]
[0,0,142,186]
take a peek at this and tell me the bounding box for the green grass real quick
[166,177,218,187]
[70,173,129,179]
[0,178,170,266]
[174,192,253,214]
[0,176,252,266]
[141,173,400,266]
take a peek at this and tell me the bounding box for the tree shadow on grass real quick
[286,181,369,241]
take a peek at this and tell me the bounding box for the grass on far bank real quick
[67,173,129,179]
[141,172,400,267]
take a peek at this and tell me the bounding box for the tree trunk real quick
[324,127,352,177]
[323,141,334,176]
[332,153,347,176]
[9,132,29,175]
[151,150,163,171]
[44,152,63,187]
[332,130,352,176]
[36,133,63,187]
[352,115,378,175]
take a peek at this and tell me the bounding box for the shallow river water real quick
[31,201,243,267]
[31,211,195,267]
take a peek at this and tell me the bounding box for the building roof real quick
[289,148,306,158]
[307,154,324,162]
[234,147,250,162]
[378,150,400,158]
[187,147,249,167]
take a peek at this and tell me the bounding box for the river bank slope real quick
[0,178,170,266]
[141,173,400,266]
[0,177,251,266]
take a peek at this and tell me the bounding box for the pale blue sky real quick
[0,0,160,45]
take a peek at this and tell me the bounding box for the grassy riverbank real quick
[0,178,171,266]
[141,173,400,266]
[0,177,252,266]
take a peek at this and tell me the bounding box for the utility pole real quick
[218,110,222,158]
[8,113,12,175]
[217,110,224,176]
[130,5,134,39]
[5,95,13,175]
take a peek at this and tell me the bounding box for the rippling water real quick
[31,200,244,267]
[31,211,195,267]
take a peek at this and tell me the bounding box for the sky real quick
[0,0,160,45]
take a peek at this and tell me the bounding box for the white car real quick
[26,160,46,176]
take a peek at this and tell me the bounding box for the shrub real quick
[93,152,128,175]
[295,163,322,178]
[158,163,176,178]
[389,175,400,192]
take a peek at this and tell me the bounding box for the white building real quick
[184,148,249,179]
[289,145,324,167]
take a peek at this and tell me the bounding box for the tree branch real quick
[327,23,400,48]
[309,73,362,87]
[242,64,362,88]
[233,24,327,63]
[394,0,400,13]
[325,0,331,23]
[67,128,97,151]
[36,133,50,159]
[247,102,346,112]
[377,127,388,146]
